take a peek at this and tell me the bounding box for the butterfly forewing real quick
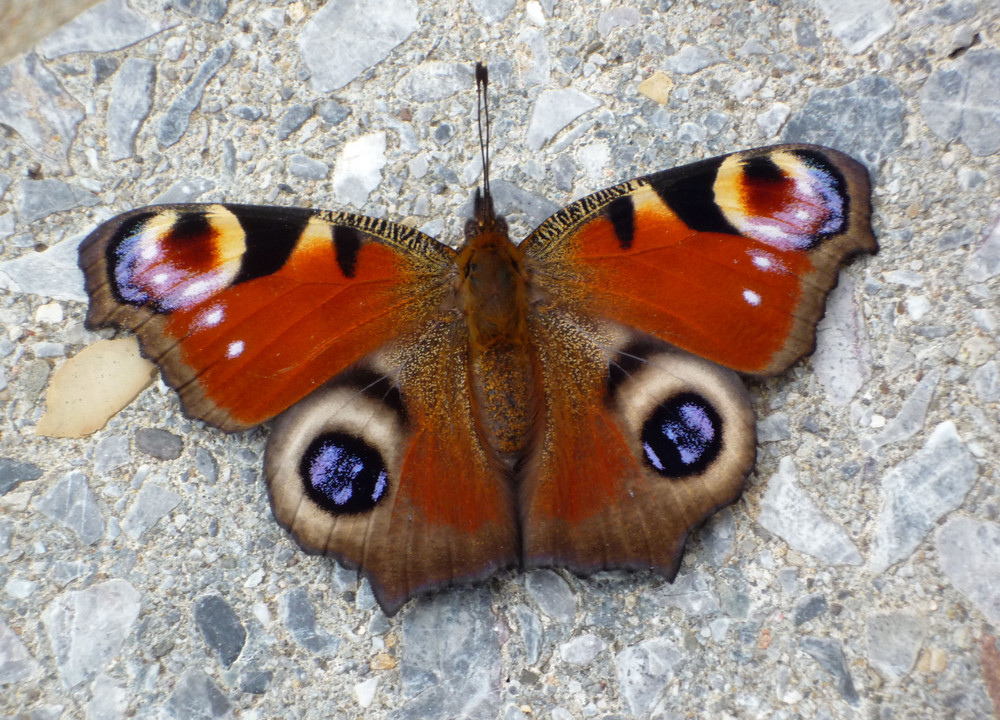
[79,203,456,430]
[522,145,877,376]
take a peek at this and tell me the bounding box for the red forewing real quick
[79,203,455,430]
[523,145,877,375]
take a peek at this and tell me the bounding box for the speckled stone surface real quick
[1,1,999,718]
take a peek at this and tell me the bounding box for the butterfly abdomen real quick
[457,221,543,463]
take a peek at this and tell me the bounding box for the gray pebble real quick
[34,471,106,546]
[194,594,247,668]
[614,638,683,717]
[798,635,860,705]
[279,587,338,654]
[288,154,329,181]
[230,105,263,122]
[396,589,499,718]
[158,42,233,148]
[867,612,925,681]
[921,49,1000,156]
[783,76,904,170]
[42,579,141,688]
[525,570,576,623]
[15,179,98,225]
[239,668,273,694]
[174,0,229,22]
[167,668,232,720]
[0,457,43,495]
[793,594,828,626]
[0,54,84,163]
[276,104,314,140]
[135,428,184,460]
[317,99,350,125]
[194,447,218,483]
[92,57,120,85]
[37,0,174,59]
[0,617,40,684]
[936,516,1000,626]
[469,0,515,22]
[108,58,156,161]
[122,483,181,540]
[812,0,896,54]
[152,178,215,204]
[93,434,130,475]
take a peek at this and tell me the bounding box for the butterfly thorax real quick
[457,199,541,460]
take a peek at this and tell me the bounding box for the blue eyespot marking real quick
[641,392,723,478]
[300,432,388,515]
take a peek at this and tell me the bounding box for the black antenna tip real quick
[475,62,488,86]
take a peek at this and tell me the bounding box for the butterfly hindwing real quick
[79,203,455,430]
[519,315,756,575]
[522,144,877,376]
[265,330,519,615]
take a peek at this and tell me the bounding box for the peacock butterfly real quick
[78,64,877,615]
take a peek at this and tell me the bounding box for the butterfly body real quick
[79,68,876,615]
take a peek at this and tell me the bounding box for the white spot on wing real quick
[183,278,212,298]
[743,289,762,306]
[193,305,225,331]
[204,306,224,326]
[751,253,773,269]
[226,340,245,358]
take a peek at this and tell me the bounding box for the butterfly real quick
[78,64,877,615]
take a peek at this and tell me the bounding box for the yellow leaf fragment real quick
[36,337,156,438]
[638,71,674,105]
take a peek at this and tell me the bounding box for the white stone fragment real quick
[559,634,606,665]
[967,220,1000,282]
[0,617,41,685]
[664,45,722,74]
[333,133,387,208]
[524,570,575,623]
[35,302,64,325]
[870,421,979,573]
[757,102,791,137]
[398,62,473,102]
[905,295,931,320]
[813,273,871,405]
[355,677,378,708]
[526,89,601,151]
[615,638,684,716]
[936,516,1000,626]
[867,612,926,681]
[864,370,939,451]
[813,0,897,54]
[37,0,176,58]
[757,457,863,565]
[42,579,142,688]
[298,0,418,93]
[87,674,127,720]
[648,571,721,615]
[122,484,182,540]
[0,232,88,302]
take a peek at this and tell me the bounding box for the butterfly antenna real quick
[476,62,491,200]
